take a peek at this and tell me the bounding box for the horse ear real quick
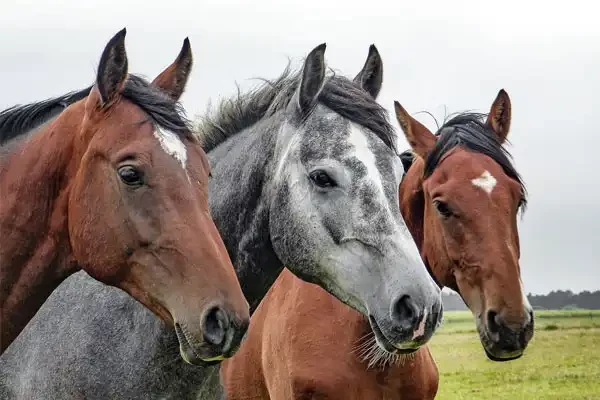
[486,89,512,143]
[399,151,415,173]
[95,28,128,105]
[297,43,327,115]
[394,101,437,159]
[151,38,193,101]
[353,44,383,99]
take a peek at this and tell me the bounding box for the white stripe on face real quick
[153,128,187,170]
[346,123,390,204]
[472,170,497,194]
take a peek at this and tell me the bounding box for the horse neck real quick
[206,119,283,314]
[0,114,61,165]
[0,110,80,352]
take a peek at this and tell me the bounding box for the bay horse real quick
[220,89,534,399]
[0,29,250,361]
[0,44,442,399]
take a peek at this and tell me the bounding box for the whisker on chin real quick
[352,331,416,370]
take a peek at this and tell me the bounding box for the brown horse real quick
[0,29,250,361]
[221,89,534,399]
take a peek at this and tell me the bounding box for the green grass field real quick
[429,310,600,400]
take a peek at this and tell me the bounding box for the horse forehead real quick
[430,153,518,211]
[153,127,188,170]
[298,114,352,161]
[436,150,499,180]
[299,111,399,183]
[345,123,399,187]
[471,170,497,194]
[344,124,399,235]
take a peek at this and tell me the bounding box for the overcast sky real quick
[1,0,597,294]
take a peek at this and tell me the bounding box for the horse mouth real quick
[174,323,222,366]
[368,316,418,355]
[484,347,523,362]
[476,321,525,362]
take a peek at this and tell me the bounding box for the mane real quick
[122,74,193,140]
[0,86,91,144]
[196,64,397,153]
[424,112,527,209]
[0,74,193,146]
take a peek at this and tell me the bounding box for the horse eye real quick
[433,199,453,218]
[118,165,144,187]
[309,170,336,188]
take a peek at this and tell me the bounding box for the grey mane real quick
[197,64,398,154]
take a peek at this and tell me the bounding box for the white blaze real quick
[153,128,187,170]
[347,123,388,201]
[471,170,497,194]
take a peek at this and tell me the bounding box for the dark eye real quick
[309,170,336,188]
[433,199,453,218]
[118,165,144,187]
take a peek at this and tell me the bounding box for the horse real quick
[0,44,442,399]
[0,29,250,361]
[220,89,535,399]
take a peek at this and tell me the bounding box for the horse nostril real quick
[391,295,419,331]
[202,306,230,347]
[528,310,534,325]
[486,310,501,334]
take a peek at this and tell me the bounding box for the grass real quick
[429,310,600,399]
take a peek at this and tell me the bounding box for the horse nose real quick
[486,309,502,336]
[486,309,533,348]
[528,310,534,326]
[202,306,249,356]
[390,295,420,332]
[202,306,230,348]
[486,309,532,334]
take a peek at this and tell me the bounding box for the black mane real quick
[122,75,193,140]
[0,74,192,145]
[423,112,527,209]
[0,87,91,144]
[196,64,397,153]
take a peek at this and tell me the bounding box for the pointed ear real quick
[399,151,415,173]
[353,44,383,99]
[96,28,128,105]
[297,43,327,115]
[151,38,193,101]
[394,101,437,159]
[486,89,512,143]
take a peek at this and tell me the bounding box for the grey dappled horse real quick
[0,44,442,399]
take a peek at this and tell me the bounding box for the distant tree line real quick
[442,290,600,311]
